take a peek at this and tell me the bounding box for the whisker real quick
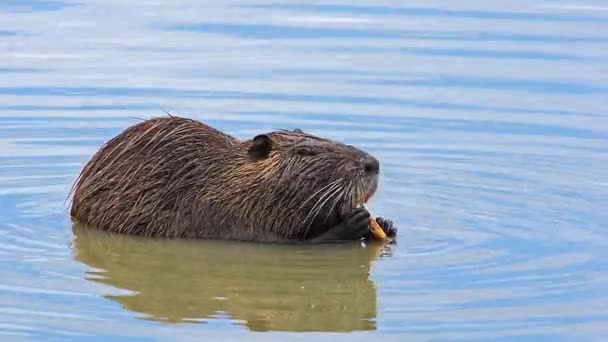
[302,184,343,237]
[323,180,348,224]
[301,180,344,234]
[301,180,342,226]
[297,178,342,212]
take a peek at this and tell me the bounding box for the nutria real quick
[69,115,397,243]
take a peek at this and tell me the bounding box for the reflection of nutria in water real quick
[69,116,396,243]
[72,223,393,332]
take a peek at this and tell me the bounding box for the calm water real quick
[1,1,607,341]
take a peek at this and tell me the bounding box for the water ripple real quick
[0,0,606,341]
[249,3,608,23]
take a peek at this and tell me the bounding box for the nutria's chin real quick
[69,115,384,243]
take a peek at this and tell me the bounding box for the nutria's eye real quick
[248,134,273,159]
[296,148,318,157]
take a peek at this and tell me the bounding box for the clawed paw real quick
[345,207,372,240]
[375,217,397,239]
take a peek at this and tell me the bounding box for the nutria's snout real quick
[356,153,380,203]
[362,157,379,198]
[363,156,380,176]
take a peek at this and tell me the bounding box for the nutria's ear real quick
[248,134,273,159]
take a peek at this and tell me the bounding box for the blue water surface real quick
[0,1,607,341]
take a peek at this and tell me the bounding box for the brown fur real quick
[69,115,380,243]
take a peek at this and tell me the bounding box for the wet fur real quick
[69,116,387,243]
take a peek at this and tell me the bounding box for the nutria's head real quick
[230,128,380,238]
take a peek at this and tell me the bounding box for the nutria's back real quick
[70,115,381,243]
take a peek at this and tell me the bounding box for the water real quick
[0,1,607,341]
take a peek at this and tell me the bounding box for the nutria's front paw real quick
[376,217,397,238]
[326,207,371,241]
[307,207,371,243]
[342,207,372,240]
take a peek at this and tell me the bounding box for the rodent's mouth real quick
[362,176,378,204]
[351,185,376,212]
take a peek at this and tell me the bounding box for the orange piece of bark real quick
[369,216,388,240]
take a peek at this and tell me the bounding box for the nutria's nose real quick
[363,157,380,175]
